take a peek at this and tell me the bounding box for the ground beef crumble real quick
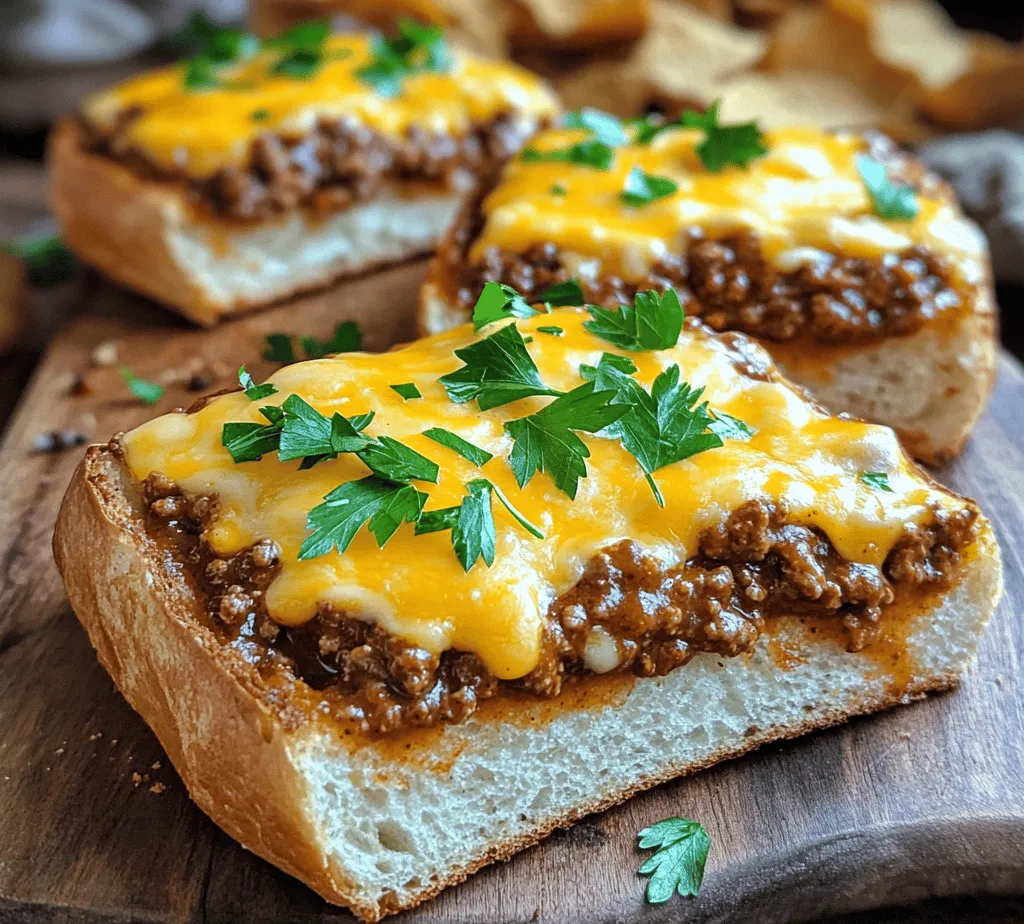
[82,111,539,221]
[139,470,979,735]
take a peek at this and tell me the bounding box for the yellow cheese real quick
[472,125,988,290]
[123,309,960,680]
[81,34,558,177]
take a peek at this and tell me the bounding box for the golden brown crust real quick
[47,120,451,326]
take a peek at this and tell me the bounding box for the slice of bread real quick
[49,121,463,327]
[54,441,1001,921]
[420,280,998,464]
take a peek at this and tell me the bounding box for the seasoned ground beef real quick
[139,467,979,735]
[451,232,961,345]
[82,111,538,220]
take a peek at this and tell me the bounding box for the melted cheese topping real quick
[81,34,558,177]
[472,126,988,289]
[123,310,962,680]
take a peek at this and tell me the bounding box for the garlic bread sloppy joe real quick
[421,112,997,462]
[49,19,557,324]
[54,291,1001,920]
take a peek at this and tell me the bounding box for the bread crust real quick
[54,442,1002,920]
[48,121,459,326]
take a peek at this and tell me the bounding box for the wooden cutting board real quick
[1,263,1022,924]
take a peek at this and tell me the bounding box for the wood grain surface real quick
[0,265,1022,924]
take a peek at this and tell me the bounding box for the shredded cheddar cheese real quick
[122,309,960,680]
[472,126,988,290]
[81,34,558,177]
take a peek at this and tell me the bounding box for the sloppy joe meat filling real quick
[140,468,979,735]
[81,111,537,221]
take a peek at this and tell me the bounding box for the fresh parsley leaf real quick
[537,325,564,336]
[120,368,165,405]
[472,281,539,330]
[584,288,684,351]
[277,395,373,464]
[238,365,277,401]
[251,108,270,121]
[355,17,451,97]
[390,382,422,400]
[301,320,362,358]
[520,140,615,171]
[422,427,493,466]
[581,355,722,505]
[222,419,282,463]
[176,11,260,61]
[451,479,496,570]
[637,818,711,903]
[265,18,331,78]
[440,323,562,410]
[681,101,767,173]
[359,436,439,483]
[504,381,628,499]
[621,167,678,206]
[1,233,75,287]
[856,155,919,221]
[551,183,567,196]
[263,333,296,363]
[414,477,542,569]
[299,477,427,559]
[538,278,583,307]
[708,411,755,442]
[562,108,629,146]
[860,471,894,492]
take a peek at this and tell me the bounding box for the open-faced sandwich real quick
[420,110,998,462]
[54,286,1001,920]
[48,18,557,325]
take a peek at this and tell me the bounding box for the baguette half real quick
[54,308,1002,920]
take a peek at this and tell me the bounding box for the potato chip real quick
[509,0,649,48]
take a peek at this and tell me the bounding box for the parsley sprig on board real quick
[637,818,711,903]
[263,321,362,364]
[355,17,452,97]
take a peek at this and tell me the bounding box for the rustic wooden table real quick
[1,158,1022,924]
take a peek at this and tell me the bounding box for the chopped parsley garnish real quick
[635,100,766,173]
[472,281,540,330]
[2,233,75,287]
[423,428,493,466]
[584,288,684,351]
[621,167,678,206]
[222,408,287,463]
[520,140,615,171]
[390,382,422,400]
[355,17,451,97]
[551,183,567,196]
[238,365,277,401]
[360,436,439,483]
[178,13,260,91]
[504,381,628,499]
[440,323,562,410]
[251,108,270,121]
[861,471,894,492]
[562,108,629,146]
[582,354,722,505]
[537,326,564,336]
[264,321,362,364]
[637,818,711,903]
[415,478,543,570]
[856,156,919,221]
[300,477,428,560]
[266,18,332,79]
[278,395,374,467]
[709,411,755,442]
[120,368,165,406]
[301,320,362,358]
[263,333,296,363]
[538,278,583,307]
